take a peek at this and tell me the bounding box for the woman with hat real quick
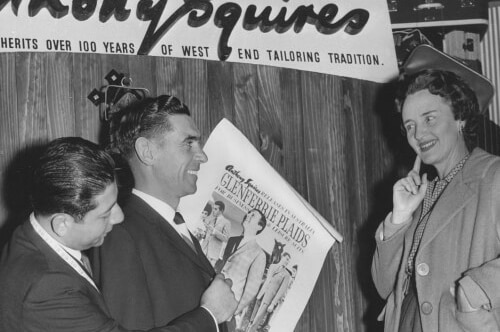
[372,51,500,331]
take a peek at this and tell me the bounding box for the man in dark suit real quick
[0,137,235,332]
[93,95,236,331]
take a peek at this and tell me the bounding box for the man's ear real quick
[134,137,155,165]
[50,213,74,237]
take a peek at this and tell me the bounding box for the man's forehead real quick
[166,115,201,139]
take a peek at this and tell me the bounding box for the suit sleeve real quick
[451,160,500,332]
[461,162,500,309]
[463,163,500,307]
[23,271,120,332]
[371,212,411,299]
[23,272,217,332]
[94,225,218,332]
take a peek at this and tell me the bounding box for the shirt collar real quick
[30,213,81,260]
[441,152,471,184]
[132,188,176,226]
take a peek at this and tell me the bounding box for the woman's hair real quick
[31,137,115,220]
[395,69,480,150]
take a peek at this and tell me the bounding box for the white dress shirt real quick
[132,189,194,246]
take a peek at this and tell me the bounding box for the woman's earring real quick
[459,123,464,135]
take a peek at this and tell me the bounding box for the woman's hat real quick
[403,44,495,112]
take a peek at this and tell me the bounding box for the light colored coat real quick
[203,215,231,262]
[257,263,291,308]
[221,237,266,312]
[372,148,500,332]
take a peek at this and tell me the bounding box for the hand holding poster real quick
[179,119,342,332]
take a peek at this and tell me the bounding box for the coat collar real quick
[22,221,104,299]
[418,148,492,249]
[125,194,215,276]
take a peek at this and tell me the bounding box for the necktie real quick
[174,212,186,225]
[80,253,93,277]
[174,212,197,253]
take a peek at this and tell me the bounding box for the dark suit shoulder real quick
[119,194,166,230]
[0,223,51,286]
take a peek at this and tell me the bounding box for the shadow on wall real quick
[0,143,47,255]
[354,80,408,332]
[356,80,500,332]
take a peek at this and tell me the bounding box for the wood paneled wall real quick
[0,52,408,332]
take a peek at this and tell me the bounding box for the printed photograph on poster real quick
[179,118,343,332]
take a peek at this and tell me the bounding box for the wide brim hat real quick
[403,44,495,112]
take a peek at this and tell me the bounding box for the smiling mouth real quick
[187,170,198,176]
[419,140,436,152]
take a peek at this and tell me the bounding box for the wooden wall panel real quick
[0,53,19,157]
[128,55,157,96]
[155,57,184,101]
[257,65,284,173]
[301,72,339,332]
[73,53,102,142]
[16,53,48,147]
[279,69,306,193]
[0,52,402,332]
[233,63,259,147]
[207,61,234,129]
[46,53,75,139]
[182,58,208,137]
[0,53,19,234]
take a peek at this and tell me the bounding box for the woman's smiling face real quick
[402,89,467,176]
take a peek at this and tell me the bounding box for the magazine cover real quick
[179,118,342,332]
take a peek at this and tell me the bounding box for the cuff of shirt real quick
[201,305,220,332]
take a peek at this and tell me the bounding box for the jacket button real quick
[416,263,429,276]
[421,302,433,315]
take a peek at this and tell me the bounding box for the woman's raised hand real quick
[392,156,428,224]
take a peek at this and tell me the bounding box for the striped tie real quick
[80,253,93,277]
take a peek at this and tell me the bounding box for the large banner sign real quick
[0,0,398,82]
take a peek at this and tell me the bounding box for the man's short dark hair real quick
[214,200,225,212]
[31,137,115,220]
[108,95,191,159]
[243,208,267,235]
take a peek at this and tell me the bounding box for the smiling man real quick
[93,95,236,332]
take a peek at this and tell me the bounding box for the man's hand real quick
[392,155,428,224]
[201,274,237,323]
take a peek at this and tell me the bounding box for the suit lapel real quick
[128,195,215,276]
[24,222,104,300]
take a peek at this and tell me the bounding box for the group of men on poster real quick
[0,95,296,332]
